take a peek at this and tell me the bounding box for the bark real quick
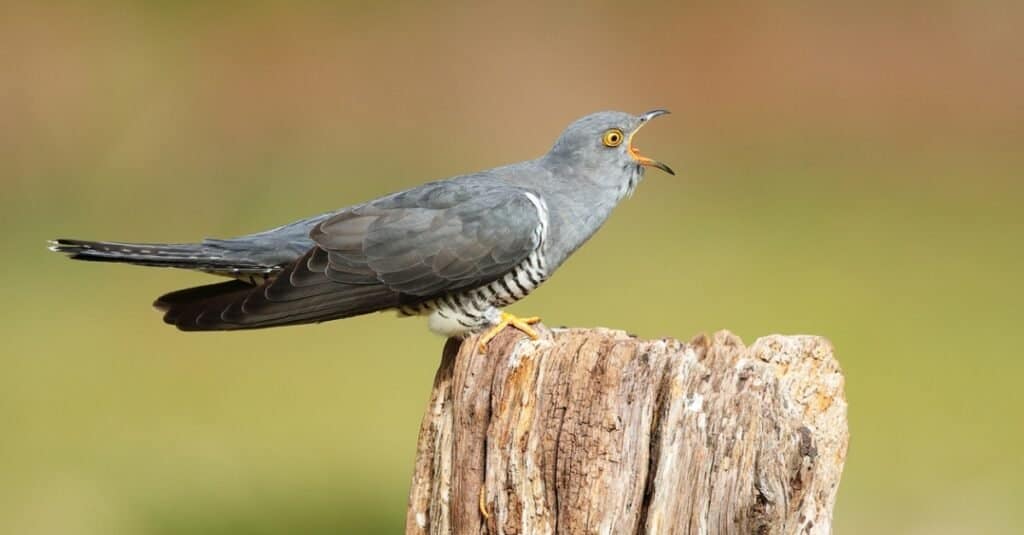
[406,327,848,535]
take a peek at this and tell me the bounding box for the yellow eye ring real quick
[602,128,624,147]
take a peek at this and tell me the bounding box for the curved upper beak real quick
[629,109,675,176]
[640,109,671,122]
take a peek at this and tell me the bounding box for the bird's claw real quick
[477,312,542,351]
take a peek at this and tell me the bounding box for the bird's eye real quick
[602,128,624,147]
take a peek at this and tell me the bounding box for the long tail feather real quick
[50,238,277,275]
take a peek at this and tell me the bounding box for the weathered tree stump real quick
[406,327,848,535]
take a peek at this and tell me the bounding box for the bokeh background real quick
[3,2,1022,533]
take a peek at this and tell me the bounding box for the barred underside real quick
[398,192,550,333]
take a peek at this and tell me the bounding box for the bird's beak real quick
[628,109,675,176]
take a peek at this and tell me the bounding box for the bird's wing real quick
[310,181,545,296]
[158,181,544,330]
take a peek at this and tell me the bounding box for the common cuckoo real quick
[51,110,674,348]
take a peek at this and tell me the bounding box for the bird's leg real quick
[477,311,542,351]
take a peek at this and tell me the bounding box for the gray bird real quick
[50,109,674,348]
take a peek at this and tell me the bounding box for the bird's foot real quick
[477,312,541,351]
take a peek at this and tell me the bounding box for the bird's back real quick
[50,108,670,336]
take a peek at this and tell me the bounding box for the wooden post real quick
[406,327,848,535]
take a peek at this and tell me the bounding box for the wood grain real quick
[406,327,848,535]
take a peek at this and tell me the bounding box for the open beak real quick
[628,109,675,176]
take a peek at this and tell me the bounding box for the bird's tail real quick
[154,248,401,331]
[49,238,277,278]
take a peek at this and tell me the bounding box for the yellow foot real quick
[477,312,542,351]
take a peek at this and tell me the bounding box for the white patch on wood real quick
[685,393,704,413]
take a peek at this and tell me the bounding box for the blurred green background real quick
[2,2,1022,533]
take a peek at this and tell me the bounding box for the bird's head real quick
[544,109,674,196]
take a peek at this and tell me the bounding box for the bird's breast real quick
[398,248,549,337]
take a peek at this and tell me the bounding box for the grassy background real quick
[2,2,1022,533]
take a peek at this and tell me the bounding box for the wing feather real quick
[311,181,543,298]
[157,179,544,331]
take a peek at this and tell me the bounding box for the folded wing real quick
[157,180,544,331]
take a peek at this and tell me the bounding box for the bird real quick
[50,109,674,349]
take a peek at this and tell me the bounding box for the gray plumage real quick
[50,110,673,336]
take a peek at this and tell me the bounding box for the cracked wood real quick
[406,327,848,535]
